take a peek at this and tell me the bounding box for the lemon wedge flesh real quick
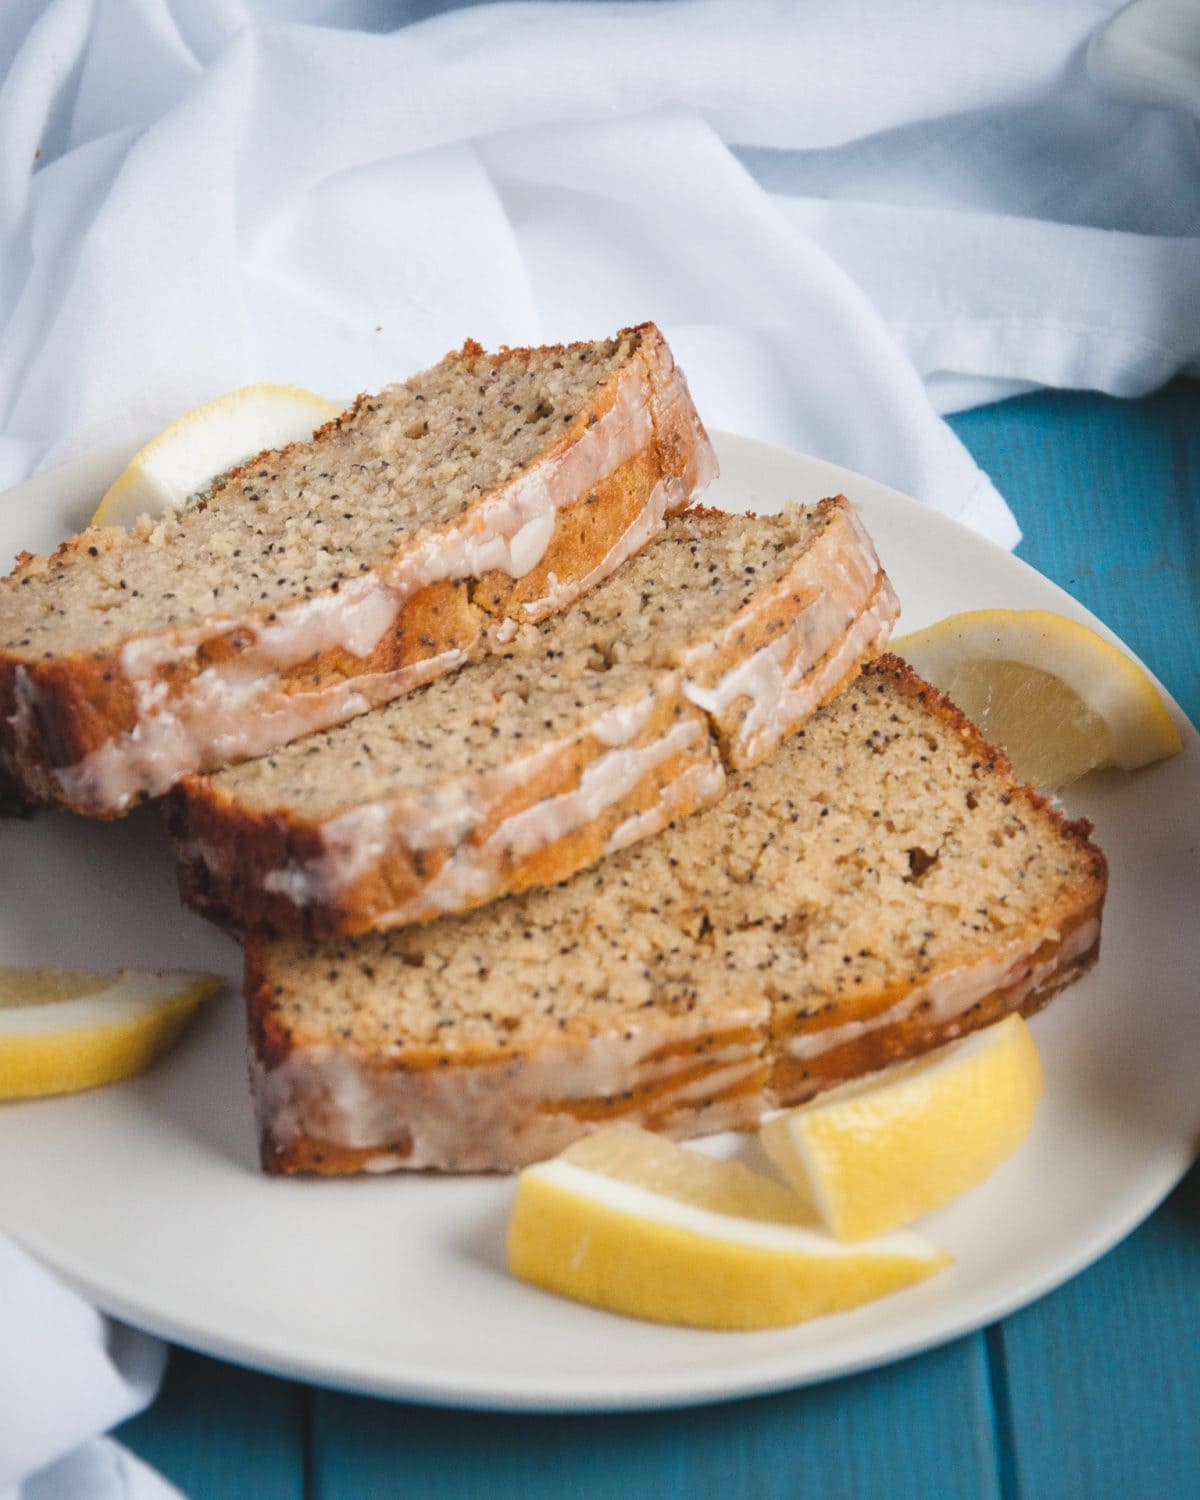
[760,1016,1044,1243]
[894,609,1181,790]
[92,384,343,527]
[0,967,222,1098]
[507,1125,950,1329]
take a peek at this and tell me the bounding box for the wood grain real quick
[308,1340,1000,1500]
[117,1348,307,1499]
[116,381,1200,1499]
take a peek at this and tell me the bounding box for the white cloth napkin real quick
[0,1239,179,1500]
[2,2,1198,1495]
[2,0,1198,543]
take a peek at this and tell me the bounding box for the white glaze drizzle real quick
[255,916,1100,1173]
[604,757,725,855]
[684,576,898,767]
[681,507,899,767]
[245,719,719,919]
[656,1086,769,1140]
[587,693,658,748]
[26,334,711,814]
[260,863,318,907]
[53,649,467,812]
[484,719,704,864]
[518,472,689,621]
[322,735,571,868]
[254,1004,767,1172]
[327,716,712,927]
[185,506,892,928]
[511,332,717,622]
[6,666,36,756]
[783,917,1101,1063]
[253,700,673,911]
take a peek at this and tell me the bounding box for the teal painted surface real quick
[310,1338,999,1500]
[117,1347,307,1498]
[950,381,1199,724]
[117,380,1200,1497]
[993,1166,1200,1500]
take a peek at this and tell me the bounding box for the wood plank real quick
[951,381,1199,1500]
[310,1337,1001,1500]
[991,1163,1200,1500]
[949,380,1200,723]
[116,1348,307,1499]
[118,384,1198,1495]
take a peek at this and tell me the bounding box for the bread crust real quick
[168,501,897,937]
[172,680,721,939]
[770,655,1107,1098]
[246,915,1100,1177]
[0,325,712,817]
[244,657,1108,1175]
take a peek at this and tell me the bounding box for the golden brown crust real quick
[250,921,1100,1176]
[169,499,892,939]
[768,911,1102,1104]
[1,325,707,816]
[262,1068,772,1177]
[245,931,772,1173]
[864,653,1107,871]
[172,676,717,940]
[467,445,665,621]
[251,922,1101,1175]
[244,651,1109,1177]
[244,942,300,1076]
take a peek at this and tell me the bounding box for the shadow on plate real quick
[129,989,263,1175]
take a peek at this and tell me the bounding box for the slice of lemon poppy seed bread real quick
[169,499,898,938]
[0,325,712,817]
[244,657,1106,1175]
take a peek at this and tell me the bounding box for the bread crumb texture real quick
[255,657,1104,1068]
[205,503,832,819]
[1,336,634,657]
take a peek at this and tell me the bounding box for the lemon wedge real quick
[760,1016,1044,1243]
[894,608,1181,790]
[0,967,222,1098]
[92,384,343,527]
[507,1126,950,1329]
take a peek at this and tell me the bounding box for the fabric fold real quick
[2,2,1198,1495]
[0,1238,170,1497]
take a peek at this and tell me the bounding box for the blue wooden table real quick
[118,382,1200,1499]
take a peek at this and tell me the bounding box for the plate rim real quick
[12,1159,1193,1414]
[2,429,1197,1412]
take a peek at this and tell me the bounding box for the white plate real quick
[1,433,1197,1413]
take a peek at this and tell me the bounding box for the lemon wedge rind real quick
[0,969,222,1098]
[508,1127,950,1330]
[895,608,1181,785]
[760,1015,1044,1243]
[92,384,343,528]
